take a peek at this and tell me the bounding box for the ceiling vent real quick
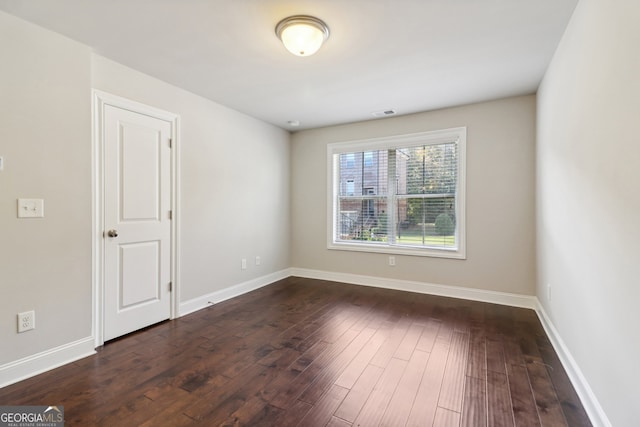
[371,109,397,118]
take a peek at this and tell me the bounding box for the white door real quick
[103,103,172,341]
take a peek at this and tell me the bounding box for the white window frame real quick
[327,127,466,259]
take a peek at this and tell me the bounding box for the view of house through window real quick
[329,128,466,258]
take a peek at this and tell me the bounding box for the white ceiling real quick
[0,0,578,130]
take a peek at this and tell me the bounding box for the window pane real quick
[396,143,457,195]
[395,143,457,248]
[337,198,389,242]
[338,151,388,196]
[395,197,456,248]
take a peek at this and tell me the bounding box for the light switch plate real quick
[0,156,4,171]
[18,199,44,218]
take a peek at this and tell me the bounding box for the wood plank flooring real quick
[0,277,591,426]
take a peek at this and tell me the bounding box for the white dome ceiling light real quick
[275,15,330,57]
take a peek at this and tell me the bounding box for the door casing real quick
[92,90,180,347]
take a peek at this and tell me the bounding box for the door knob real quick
[107,229,119,238]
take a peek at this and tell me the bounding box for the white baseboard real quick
[0,337,95,389]
[179,268,293,316]
[290,268,537,309]
[535,301,611,427]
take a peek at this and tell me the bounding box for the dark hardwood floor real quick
[0,277,591,426]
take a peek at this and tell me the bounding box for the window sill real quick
[327,241,466,260]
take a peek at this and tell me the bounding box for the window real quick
[345,153,355,168]
[364,151,374,167]
[346,180,355,196]
[327,127,466,258]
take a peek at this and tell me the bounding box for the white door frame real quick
[92,90,180,348]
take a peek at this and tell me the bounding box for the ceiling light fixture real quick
[275,15,330,57]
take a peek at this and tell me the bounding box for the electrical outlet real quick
[255,256,261,266]
[388,256,396,266]
[18,311,35,333]
[241,258,247,270]
[17,199,45,218]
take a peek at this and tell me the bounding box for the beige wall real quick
[0,12,92,364]
[291,95,536,295]
[537,0,640,425]
[91,55,291,301]
[0,11,290,367]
